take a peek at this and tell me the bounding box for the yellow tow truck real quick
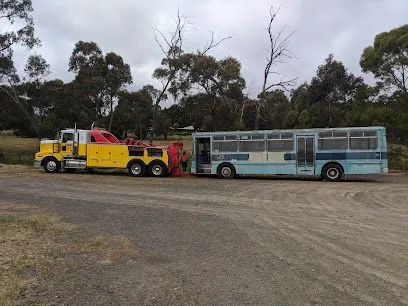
[34,127,171,177]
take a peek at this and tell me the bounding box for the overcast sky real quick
[13,0,408,100]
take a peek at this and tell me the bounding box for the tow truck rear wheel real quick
[43,157,61,173]
[149,161,168,177]
[128,160,146,177]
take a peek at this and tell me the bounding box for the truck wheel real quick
[128,160,146,177]
[149,161,168,177]
[217,163,235,179]
[43,158,61,173]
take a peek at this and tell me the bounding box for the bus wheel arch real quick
[217,163,236,179]
[127,159,146,177]
[322,162,344,182]
[148,160,168,177]
[42,157,61,173]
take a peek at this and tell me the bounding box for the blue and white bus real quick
[191,127,388,181]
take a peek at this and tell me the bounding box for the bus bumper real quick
[382,167,389,173]
[33,160,41,168]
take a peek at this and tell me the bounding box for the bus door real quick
[296,136,315,175]
[195,137,211,173]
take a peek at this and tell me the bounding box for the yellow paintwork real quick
[78,143,87,157]
[34,151,64,162]
[34,141,64,162]
[86,144,169,168]
[35,140,169,169]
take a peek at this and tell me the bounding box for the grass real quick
[0,202,145,305]
[389,144,408,171]
[0,203,73,305]
[0,135,39,165]
[0,135,39,153]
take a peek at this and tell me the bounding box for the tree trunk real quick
[108,97,114,131]
[139,121,142,140]
[254,103,261,130]
[239,100,246,128]
[149,107,157,145]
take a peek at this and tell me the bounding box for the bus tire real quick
[217,163,236,179]
[149,160,168,177]
[128,159,146,177]
[42,157,61,173]
[322,163,343,182]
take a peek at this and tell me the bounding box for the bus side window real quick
[350,131,377,150]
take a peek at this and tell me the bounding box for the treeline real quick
[1,2,407,145]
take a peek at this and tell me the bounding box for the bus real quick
[191,127,388,181]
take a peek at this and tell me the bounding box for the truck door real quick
[60,132,74,158]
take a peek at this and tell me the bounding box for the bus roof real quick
[192,126,385,137]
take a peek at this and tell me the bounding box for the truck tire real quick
[43,157,61,173]
[128,160,146,177]
[149,161,168,177]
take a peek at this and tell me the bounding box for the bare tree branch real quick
[254,5,297,130]
[201,31,232,55]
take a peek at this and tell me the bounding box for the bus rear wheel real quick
[217,163,235,179]
[322,163,343,182]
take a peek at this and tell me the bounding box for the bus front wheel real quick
[322,163,343,182]
[217,163,236,179]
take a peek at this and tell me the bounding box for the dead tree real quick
[254,7,297,130]
[152,11,231,143]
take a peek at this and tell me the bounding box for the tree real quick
[152,10,231,140]
[260,89,295,129]
[68,41,132,128]
[104,52,132,130]
[162,53,246,131]
[360,25,408,99]
[111,87,153,139]
[24,54,51,127]
[0,0,40,136]
[0,0,39,81]
[290,55,364,128]
[311,55,364,127]
[254,6,297,130]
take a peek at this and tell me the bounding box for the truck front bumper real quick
[33,160,41,168]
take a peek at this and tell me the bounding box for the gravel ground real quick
[1,170,408,305]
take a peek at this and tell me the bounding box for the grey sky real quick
[13,0,408,100]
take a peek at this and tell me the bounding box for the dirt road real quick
[1,170,408,305]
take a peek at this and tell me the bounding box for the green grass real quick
[389,144,408,171]
[0,215,17,223]
[0,135,39,153]
[0,135,39,165]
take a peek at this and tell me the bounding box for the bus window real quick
[213,136,238,152]
[266,133,294,151]
[318,132,348,150]
[239,135,265,152]
[350,131,377,150]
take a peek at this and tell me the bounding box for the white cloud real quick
[12,0,408,99]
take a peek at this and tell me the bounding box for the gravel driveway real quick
[1,171,408,305]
